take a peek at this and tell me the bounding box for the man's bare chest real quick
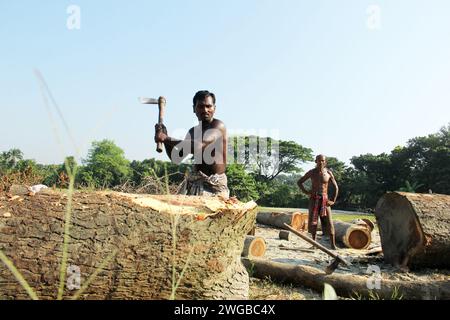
[312,170,331,184]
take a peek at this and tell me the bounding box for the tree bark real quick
[0,190,257,300]
[241,236,266,258]
[334,220,372,250]
[242,258,450,300]
[375,192,450,269]
[256,211,308,231]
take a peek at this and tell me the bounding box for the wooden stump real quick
[375,192,450,269]
[279,230,291,241]
[241,236,266,258]
[0,190,257,300]
[257,211,308,231]
[334,220,372,250]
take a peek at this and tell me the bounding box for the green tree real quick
[229,136,313,182]
[130,159,187,187]
[0,148,24,172]
[398,180,424,193]
[401,124,450,194]
[82,140,131,188]
[226,164,259,202]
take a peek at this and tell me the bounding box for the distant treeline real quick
[1,124,448,212]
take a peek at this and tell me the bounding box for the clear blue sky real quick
[1,1,449,167]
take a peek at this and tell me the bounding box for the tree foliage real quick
[226,164,259,202]
[82,140,131,188]
[229,136,313,182]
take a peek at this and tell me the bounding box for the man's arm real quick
[172,121,226,161]
[155,123,225,164]
[297,170,313,196]
[328,170,339,206]
[154,125,189,163]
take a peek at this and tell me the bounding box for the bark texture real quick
[0,190,257,300]
[375,192,450,268]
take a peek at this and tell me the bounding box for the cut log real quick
[0,190,257,300]
[279,230,291,241]
[257,211,308,231]
[241,236,266,258]
[242,258,450,300]
[375,192,450,269]
[350,218,375,232]
[334,220,372,250]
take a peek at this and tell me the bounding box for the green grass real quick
[258,207,375,223]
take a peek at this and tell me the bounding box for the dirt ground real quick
[248,223,450,300]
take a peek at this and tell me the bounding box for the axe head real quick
[139,97,159,105]
[325,258,341,275]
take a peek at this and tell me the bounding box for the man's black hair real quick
[193,90,216,106]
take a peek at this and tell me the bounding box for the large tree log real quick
[0,190,257,300]
[256,211,308,231]
[375,192,450,269]
[242,258,450,300]
[334,220,372,250]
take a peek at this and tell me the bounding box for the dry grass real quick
[249,277,320,300]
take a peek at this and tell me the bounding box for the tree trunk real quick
[256,211,308,231]
[241,236,266,258]
[242,258,450,300]
[0,190,257,300]
[334,220,372,250]
[375,192,450,269]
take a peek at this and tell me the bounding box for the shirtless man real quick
[297,155,339,250]
[154,90,229,198]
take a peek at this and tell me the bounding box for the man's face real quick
[194,96,216,123]
[315,155,326,170]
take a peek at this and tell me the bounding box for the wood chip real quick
[8,195,21,202]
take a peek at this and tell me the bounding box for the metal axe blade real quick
[139,97,159,104]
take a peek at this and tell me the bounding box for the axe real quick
[284,223,351,274]
[139,96,166,153]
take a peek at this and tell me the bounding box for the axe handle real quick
[284,223,350,267]
[157,97,166,153]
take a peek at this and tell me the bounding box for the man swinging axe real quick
[152,91,229,198]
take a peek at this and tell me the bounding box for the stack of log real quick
[258,210,373,250]
[0,189,257,300]
[375,192,450,269]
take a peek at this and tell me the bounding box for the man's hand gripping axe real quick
[139,96,166,153]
